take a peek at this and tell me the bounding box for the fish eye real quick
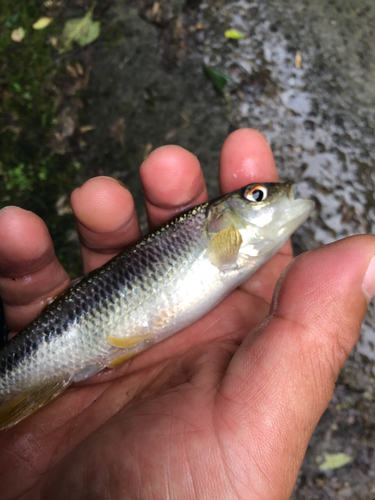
[244,185,268,202]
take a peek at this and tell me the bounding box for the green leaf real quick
[32,17,53,30]
[60,4,100,53]
[203,65,232,93]
[224,29,245,40]
[318,452,353,471]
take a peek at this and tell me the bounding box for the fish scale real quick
[0,182,314,429]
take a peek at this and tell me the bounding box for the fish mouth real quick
[280,182,314,219]
[281,184,315,235]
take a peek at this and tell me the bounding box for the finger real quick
[0,207,70,332]
[140,145,207,229]
[220,129,292,303]
[70,177,141,273]
[219,128,279,193]
[218,235,375,499]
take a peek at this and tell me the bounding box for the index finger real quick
[219,128,279,193]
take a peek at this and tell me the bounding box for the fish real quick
[0,182,314,430]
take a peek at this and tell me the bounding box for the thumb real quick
[218,235,375,500]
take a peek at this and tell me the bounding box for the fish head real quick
[206,182,314,258]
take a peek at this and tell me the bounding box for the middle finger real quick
[140,145,208,229]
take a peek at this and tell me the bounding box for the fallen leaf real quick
[66,64,78,78]
[80,125,95,133]
[295,50,302,69]
[318,452,353,471]
[47,102,82,154]
[224,29,245,40]
[55,195,73,216]
[49,36,58,46]
[60,4,100,53]
[203,65,232,92]
[11,27,25,42]
[32,17,53,30]
[75,62,84,76]
[6,125,22,134]
[236,89,245,101]
[110,117,126,146]
[152,2,161,19]
[65,63,93,95]
[180,112,190,128]
[164,128,177,140]
[143,142,153,160]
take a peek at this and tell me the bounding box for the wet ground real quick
[1,0,375,497]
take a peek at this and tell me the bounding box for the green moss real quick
[0,2,58,124]
[0,1,82,277]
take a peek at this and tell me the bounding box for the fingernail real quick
[362,256,375,303]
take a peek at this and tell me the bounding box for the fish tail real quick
[0,376,71,430]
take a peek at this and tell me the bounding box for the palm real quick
[0,247,291,499]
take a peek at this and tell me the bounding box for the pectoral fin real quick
[0,376,71,430]
[207,224,243,268]
[106,334,150,348]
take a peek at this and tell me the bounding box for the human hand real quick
[0,128,374,500]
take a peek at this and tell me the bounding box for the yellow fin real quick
[207,223,242,267]
[106,352,137,368]
[0,376,71,430]
[106,334,149,348]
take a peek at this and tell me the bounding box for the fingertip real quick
[219,128,278,193]
[71,177,135,234]
[0,207,70,330]
[140,145,207,212]
[71,177,141,273]
[0,206,54,277]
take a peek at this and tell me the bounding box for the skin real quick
[0,128,374,500]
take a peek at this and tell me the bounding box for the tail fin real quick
[0,376,71,430]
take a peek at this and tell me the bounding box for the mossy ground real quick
[0,0,99,276]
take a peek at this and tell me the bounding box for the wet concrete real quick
[205,0,375,371]
[77,0,375,496]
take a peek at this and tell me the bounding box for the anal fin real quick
[106,352,137,368]
[0,376,71,431]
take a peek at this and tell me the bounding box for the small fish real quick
[0,182,314,429]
